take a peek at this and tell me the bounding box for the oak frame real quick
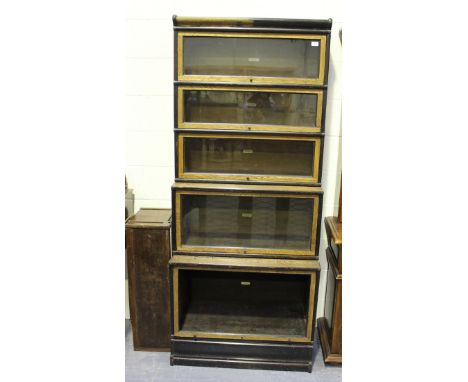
[174,189,320,257]
[177,132,322,184]
[177,85,324,133]
[177,32,327,85]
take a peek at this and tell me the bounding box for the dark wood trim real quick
[321,88,329,134]
[171,337,314,372]
[172,181,323,194]
[311,268,321,342]
[174,26,332,35]
[126,227,140,348]
[174,80,328,90]
[324,32,332,85]
[326,247,341,279]
[338,175,342,223]
[330,277,342,354]
[171,186,177,251]
[171,356,312,372]
[175,178,322,187]
[318,135,325,184]
[173,30,178,82]
[315,196,324,258]
[173,15,332,31]
[174,128,326,137]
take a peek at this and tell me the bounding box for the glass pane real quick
[183,36,321,79]
[181,194,314,250]
[183,137,315,177]
[183,90,317,127]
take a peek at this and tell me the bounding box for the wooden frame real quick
[177,85,324,133]
[172,183,322,257]
[176,132,322,184]
[170,255,320,343]
[317,247,342,364]
[177,32,327,85]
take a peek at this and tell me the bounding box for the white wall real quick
[125,0,342,320]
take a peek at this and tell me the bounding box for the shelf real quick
[181,299,307,338]
[174,269,313,342]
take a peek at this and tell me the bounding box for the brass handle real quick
[241,212,252,218]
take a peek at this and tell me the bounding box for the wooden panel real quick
[173,181,322,194]
[126,209,172,350]
[169,254,320,272]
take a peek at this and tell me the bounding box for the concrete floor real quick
[125,320,342,382]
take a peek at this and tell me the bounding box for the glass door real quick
[178,32,327,85]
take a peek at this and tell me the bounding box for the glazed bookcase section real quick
[170,255,320,343]
[177,31,328,86]
[176,131,322,185]
[177,85,324,133]
[172,182,322,257]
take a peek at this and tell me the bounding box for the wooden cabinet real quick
[126,208,172,350]
[317,216,342,364]
[170,15,332,372]
[170,255,320,372]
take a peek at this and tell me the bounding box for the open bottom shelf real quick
[181,299,307,338]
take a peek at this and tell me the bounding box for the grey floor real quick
[125,320,342,382]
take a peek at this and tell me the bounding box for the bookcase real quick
[170,16,332,372]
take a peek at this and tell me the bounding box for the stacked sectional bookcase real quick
[169,16,332,372]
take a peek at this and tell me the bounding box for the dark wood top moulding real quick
[173,15,332,31]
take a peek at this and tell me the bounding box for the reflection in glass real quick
[183,90,317,128]
[183,137,315,177]
[183,37,321,79]
[181,194,314,250]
